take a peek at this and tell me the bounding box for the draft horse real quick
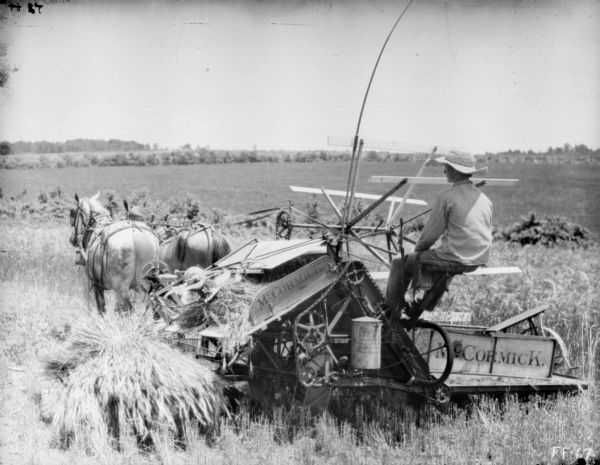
[70,192,161,314]
[157,224,232,272]
[123,199,232,272]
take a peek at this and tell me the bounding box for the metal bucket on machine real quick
[351,316,382,369]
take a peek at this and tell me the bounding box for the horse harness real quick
[160,224,213,264]
[73,205,155,290]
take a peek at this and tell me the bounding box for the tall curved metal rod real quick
[342,0,415,230]
[341,139,356,225]
[354,0,414,138]
[344,138,365,232]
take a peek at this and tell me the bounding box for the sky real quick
[1,0,599,153]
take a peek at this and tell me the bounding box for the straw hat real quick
[431,150,488,175]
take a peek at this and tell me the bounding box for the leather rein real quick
[70,203,112,251]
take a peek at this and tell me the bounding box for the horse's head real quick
[69,192,111,248]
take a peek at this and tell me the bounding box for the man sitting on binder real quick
[385,150,493,313]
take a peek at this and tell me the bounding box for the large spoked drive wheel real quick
[403,320,454,387]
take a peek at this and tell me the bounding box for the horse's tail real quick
[210,230,232,264]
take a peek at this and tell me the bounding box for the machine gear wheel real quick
[275,211,293,240]
[137,259,170,288]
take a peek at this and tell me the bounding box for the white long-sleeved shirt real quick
[415,179,493,266]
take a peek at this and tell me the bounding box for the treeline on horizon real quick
[0,139,598,169]
[0,139,150,155]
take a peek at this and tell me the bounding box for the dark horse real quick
[70,193,161,314]
[156,223,232,272]
[123,200,232,272]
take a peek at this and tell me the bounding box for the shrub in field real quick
[61,153,90,168]
[170,150,195,165]
[4,187,70,219]
[159,151,172,164]
[496,212,593,247]
[181,196,201,221]
[44,312,226,451]
[103,189,121,219]
[85,153,100,166]
[197,149,218,164]
[39,155,52,168]
[0,187,230,225]
[37,191,49,204]
[304,199,320,221]
[210,207,228,225]
[124,151,143,166]
[62,154,74,166]
[49,186,63,199]
[145,152,160,166]
[113,153,128,166]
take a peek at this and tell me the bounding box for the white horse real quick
[70,192,161,314]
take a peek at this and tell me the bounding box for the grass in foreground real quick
[0,220,598,464]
